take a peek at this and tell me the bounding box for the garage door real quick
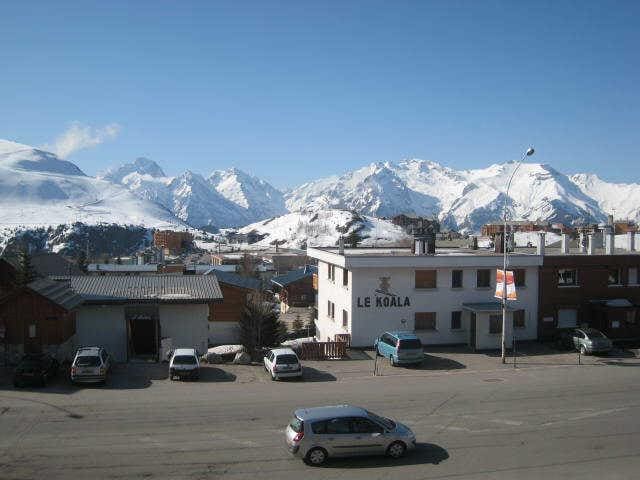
[76,306,127,362]
[557,309,578,329]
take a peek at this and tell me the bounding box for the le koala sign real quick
[356,276,411,308]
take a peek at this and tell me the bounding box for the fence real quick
[300,341,347,360]
[334,334,351,348]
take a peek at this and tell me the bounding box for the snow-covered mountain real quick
[570,173,640,223]
[100,160,286,229]
[0,140,183,230]
[208,167,287,220]
[237,209,410,249]
[286,159,617,232]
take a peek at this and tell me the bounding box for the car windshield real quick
[173,355,197,365]
[366,410,396,430]
[75,356,101,367]
[398,339,422,350]
[289,416,304,433]
[276,354,299,364]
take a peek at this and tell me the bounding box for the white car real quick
[70,346,111,385]
[264,348,303,381]
[169,348,200,381]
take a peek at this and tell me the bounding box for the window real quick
[451,311,462,330]
[327,300,335,320]
[608,268,622,285]
[342,309,348,328]
[514,269,526,287]
[351,418,383,434]
[557,308,578,328]
[415,270,437,289]
[327,264,336,282]
[343,268,348,287]
[415,312,436,330]
[325,418,351,434]
[489,314,502,334]
[451,270,463,288]
[558,269,578,286]
[629,267,638,285]
[476,269,491,288]
[28,324,36,338]
[513,309,525,329]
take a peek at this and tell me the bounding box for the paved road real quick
[1,361,640,480]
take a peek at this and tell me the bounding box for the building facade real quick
[308,246,541,349]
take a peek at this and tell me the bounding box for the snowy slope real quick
[0,140,184,230]
[98,157,166,183]
[570,173,640,222]
[286,159,614,232]
[208,167,288,220]
[236,209,410,249]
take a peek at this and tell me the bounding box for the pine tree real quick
[76,250,88,273]
[239,295,286,357]
[16,249,37,286]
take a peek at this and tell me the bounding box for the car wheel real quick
[271,372,277,381]
[580,345,588,355]
[390,356,396,367]
[305,447,328,466]
[13,380,21,388]
[386,441,407,459]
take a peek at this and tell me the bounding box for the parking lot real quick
[2,345,640,479]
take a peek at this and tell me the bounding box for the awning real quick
[462,302,514,313]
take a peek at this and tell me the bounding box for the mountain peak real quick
[0,138,85,176]
[98,157,165,183]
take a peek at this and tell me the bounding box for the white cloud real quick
[45,122,121,158]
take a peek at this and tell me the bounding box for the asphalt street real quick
[1,360,640,480]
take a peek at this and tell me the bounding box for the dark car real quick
[557,328,613,355]
[13,353,59,387]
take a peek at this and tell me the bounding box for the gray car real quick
[558,328,612,355]
[285,405,416,466]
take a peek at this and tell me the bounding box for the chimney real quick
[579,232,587,253]
[561,234,570,254]
[494,233,504,254]
[605,231,615,255]
[628,231,636,252]
[588,234,596,255]
[471,235,478,250]
[338,236,345,255]
[537,232,546,256]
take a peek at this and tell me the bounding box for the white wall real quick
[315,261,353,343]
[76,305,128,362]
[321,263,538,348]
[160,304,208,355]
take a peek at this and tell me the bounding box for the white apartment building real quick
[308,244,543,350]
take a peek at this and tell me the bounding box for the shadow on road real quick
[301,367,337,382]
[321,442,449,469]
[195,367,236,382]
[409,354,466,371]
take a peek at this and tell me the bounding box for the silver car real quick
[70,346,111,385]
[285,405,416,466]
[558,328,613,355]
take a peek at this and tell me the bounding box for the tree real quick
[345,229,362,248]
[16,249,37,286]
[292,314,304,333]
[239,295,287,358]
[76,250,88,273]
[238,252,258,278]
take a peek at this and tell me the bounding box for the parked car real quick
[264,348,302,381]
[557,328,613,355]
[169,348,200,380]
[13,353,59,387]
[375,331,424,366]
[70,346,111,385]
[285,405,416,466]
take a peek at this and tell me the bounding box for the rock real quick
[205,352,223,364]
[232,351,251,365]
[208,345,246,356]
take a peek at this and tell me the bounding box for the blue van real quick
[374,331,424,366]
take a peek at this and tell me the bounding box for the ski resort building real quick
[307,241,543,350]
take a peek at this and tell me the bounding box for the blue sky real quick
[1,1,638,189]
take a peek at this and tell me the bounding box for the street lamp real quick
[501,147,535,363]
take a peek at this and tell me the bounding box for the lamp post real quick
[501,147,535,363]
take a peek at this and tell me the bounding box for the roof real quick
[88,264,158,272]
[172,348,197,356]
[26,278,84,310]
[294,405,367,421]
[386,331,420,339]
[75,346,102,356]
[207,270,262,291]
[269,347,297,356]
[271,265,317,288]
[3,252,84,277]
[65,275,223,304]
[462,302,514,313]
